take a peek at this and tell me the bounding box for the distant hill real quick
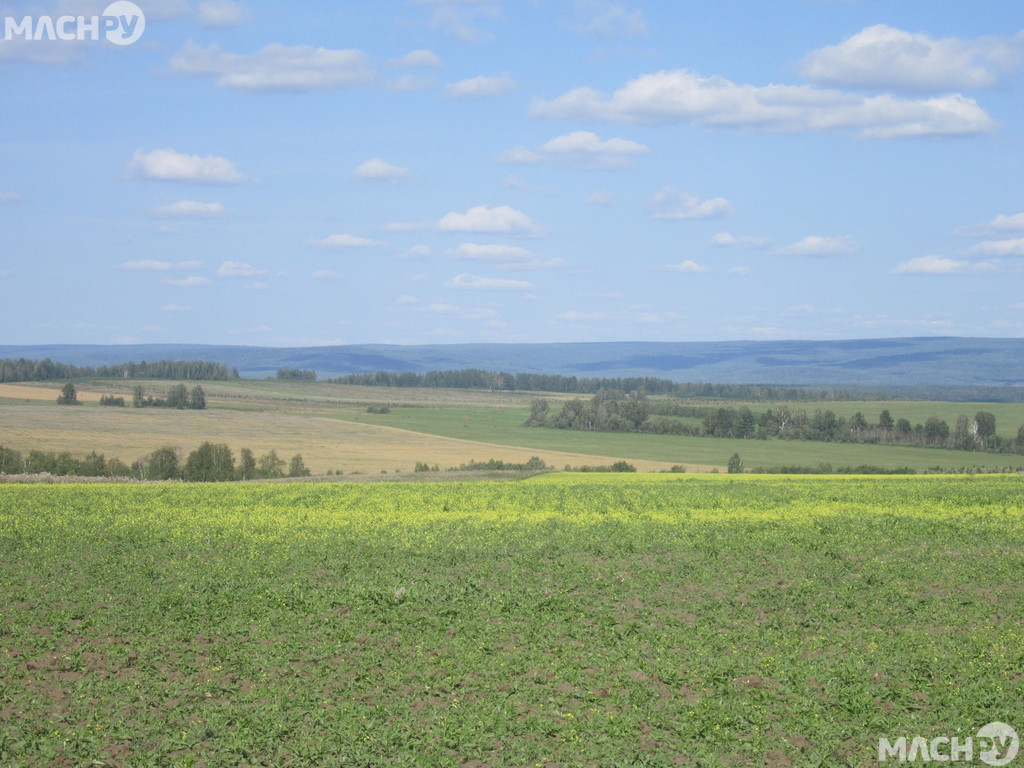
[2,337,1023,389]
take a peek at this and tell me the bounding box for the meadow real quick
[1,476,1022,766]
[3,379,1024,474]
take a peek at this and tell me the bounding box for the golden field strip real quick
[0,382,689,474]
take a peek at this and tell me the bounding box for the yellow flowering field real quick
[1,476,1022,766]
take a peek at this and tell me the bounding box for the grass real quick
[348,405,1024,473]
[1,477,1022,767]
[3,379,1024,474]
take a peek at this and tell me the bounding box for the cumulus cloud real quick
[150,200,226,217]
[496,131,649,169]
[412,0,501,43]
[445,74,516,98]
[775,235,858,256]
[447,243,567,270]
[711,232,771,249]
[162,276,211,287]
[390,49,443,68]
[310,234,386,248]
[312,270,345,280]
[532,69,995,138]
[964,238,1024,256]
[353,158,411,182]
[649,188,732,220]
[955,212,1024,237]
[662,260,711,273]
[129,149,247,184]
[445,273,537,290]
[159,304,193,312]
[171,42,373,91]
[571,0,647,39]
[892,255,1003,274]
[800,25,1024,92]
[437,204,535,234]
[198,0,251,27]
[399,245,432,259]
[0,192,22,203]
[217,261,266,277]
[586,191,615,206]
[120,260,203,271]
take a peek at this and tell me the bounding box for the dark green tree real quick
[166,384,189,409]
[132,385,145,408]
[183,442,235,482]
[145,446,181,480]
[56,382,78,405]
[288,454,311,478]
[189,385,206,410]
[257,450,285,479]
[727,453,743,474]
[237,448,257,480]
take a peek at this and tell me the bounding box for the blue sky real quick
[2,0,1023,347]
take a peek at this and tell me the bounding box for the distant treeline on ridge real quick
[0,358,239,383]
[328,368,855,401]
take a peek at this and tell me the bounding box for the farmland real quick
[2,476,1023,766]
[3,379,1024,475]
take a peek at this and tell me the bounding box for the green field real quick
[2,476,1022,766]
[346,403,1024,473]
[4,379,1024,474]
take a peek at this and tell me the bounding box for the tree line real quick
[0,358,237,383]
[0,443,311,481]
[54,383,207,410]
[525,390,1024,455]
[330,368,859,401]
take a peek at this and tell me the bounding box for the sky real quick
[1,0,1023,348]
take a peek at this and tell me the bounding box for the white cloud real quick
[129,149,247,184]
[396,295,419,304]
[390,49,443,68]
[559,310,610,321]
[437,204,535,234]
[891,255,999,274]
[445,74,516,98]
[0,192,22,203]
[171,42,374,91]
[729,266,751,276]
[218,261,266,277]
[532,69,995,138]
[310,234,386,248]
[150,200,226,217]
[497,131,649,169]
[447,243,566,270]
[162,276,211,287]
[800,25,1024,92]
[649,188,732,220]
[159,304,193,312]
[964,238,1024,256]
[954,212,1024,236]
[775,235,858,256]
[388,75,436,92]
[312,270,345,280]
[399,245,432,258]
[120,260,203,271]
[445,273,537,290]
[412,0,501,43]
[712,232,771,249]
[198,0,251,27]
[448,243,534,261]
[662,260,711,273]
[418,303,499,320]
[246,282,269,290]
[571,0,648,39]
[353,158,411,182]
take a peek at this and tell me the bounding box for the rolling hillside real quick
[2,337,1023,388]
